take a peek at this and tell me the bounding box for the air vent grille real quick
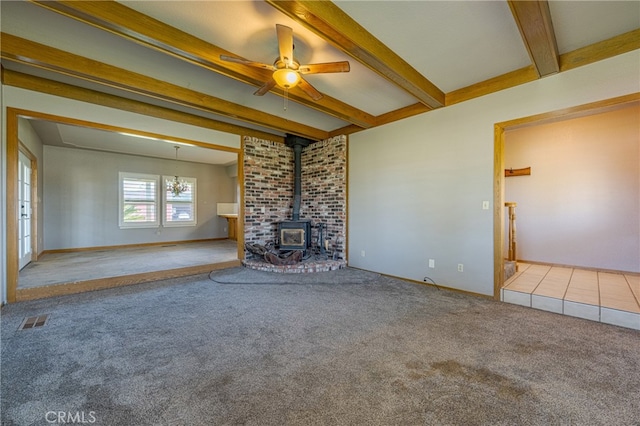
[19,314,50,330]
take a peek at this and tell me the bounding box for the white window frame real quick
[119,172,160,229]
[163,175,197,227]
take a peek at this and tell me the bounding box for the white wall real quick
[505,104,639,272]
[348,51,640,296]
[43,146,235,249]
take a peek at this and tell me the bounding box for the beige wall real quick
[43,145,235,250]
[349,51,639,295]
[505,103,639,272]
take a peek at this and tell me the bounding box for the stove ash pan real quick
[278,220,312,251]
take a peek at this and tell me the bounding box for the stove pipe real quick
[285,134,312,221]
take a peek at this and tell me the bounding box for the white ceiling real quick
[28,119,238,166]
[1,0,639,159]
[336,0,532,93]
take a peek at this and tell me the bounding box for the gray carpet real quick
[2,267,639,425]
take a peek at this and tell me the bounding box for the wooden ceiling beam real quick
[0,33,328,141]
[375,103,432,127]
[1,69,285,143]
[508,0,560,77]
[448,28,640,106]
[29,0,375,129]
[329,124,363,138]
[446,65,539,106]
[265,0,445,109]
[560,28,640,72]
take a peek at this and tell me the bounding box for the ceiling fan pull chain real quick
[284,88,289,111]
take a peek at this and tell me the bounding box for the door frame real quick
[492,92,640,299]
[5,107,244,303]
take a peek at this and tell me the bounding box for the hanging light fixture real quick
[168,146,188,197]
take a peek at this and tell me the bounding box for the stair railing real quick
[505,202,517,262]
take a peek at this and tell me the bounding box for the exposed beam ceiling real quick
[0,33,329,141]
[508,0,560,77]
[1,68,285,143]
[0,0,637,141]
[559,28,640,72]
[29,0,377,130]
[265,0,445,109]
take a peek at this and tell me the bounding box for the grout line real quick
[561,268,574,303]
[530,265,552,295]
[560,268,576,315]
[597,271,601,321]
[623,274,640,310]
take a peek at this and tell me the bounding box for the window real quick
[163,176,197,227]
[119,173,197,228]
[119,172,159,228]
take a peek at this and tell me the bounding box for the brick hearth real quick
[243,257,347,273]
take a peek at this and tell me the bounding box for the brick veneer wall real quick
[243,135,347,260]
[243,137,293,247]
[301,135,347,258]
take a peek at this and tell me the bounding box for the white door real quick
[18,151,33,270]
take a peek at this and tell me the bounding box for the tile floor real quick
[502,263,640,330]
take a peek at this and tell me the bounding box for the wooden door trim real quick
[6,109,20,303]
[5,108,243,303]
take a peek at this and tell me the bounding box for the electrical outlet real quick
[458,263,464,272]
[361,250,366,257]
[482,201,490,210]
[429,259,435,268]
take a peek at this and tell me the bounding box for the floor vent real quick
[19,314,50,330]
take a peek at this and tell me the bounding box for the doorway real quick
[5,108,245,303]
[492,93,640,299]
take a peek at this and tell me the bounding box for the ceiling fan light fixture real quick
[273,68,301,89]
[219,24,349,101]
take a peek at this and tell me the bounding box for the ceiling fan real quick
[220,24,350,101]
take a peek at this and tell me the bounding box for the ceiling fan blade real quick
[253,79,277,96]
[299,61,350,75]
[276,24,294,67]
[298,77,323,101]
[220,55,275,71]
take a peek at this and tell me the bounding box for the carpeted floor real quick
[2,267,639,425]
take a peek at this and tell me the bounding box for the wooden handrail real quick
[505,202,517,262]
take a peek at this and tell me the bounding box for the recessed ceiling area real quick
[27,119,238,166]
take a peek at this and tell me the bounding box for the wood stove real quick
[278,220,311,252]
[274,134,314,254]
